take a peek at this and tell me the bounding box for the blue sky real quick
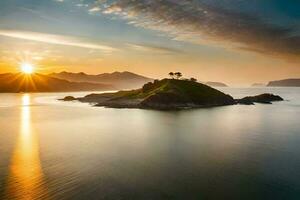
[0,0,299,85]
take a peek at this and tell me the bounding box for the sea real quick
[0,87,300,199]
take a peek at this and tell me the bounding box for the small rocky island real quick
[267,78,300,87]
[236,93,283,105]
[205,82,228,87]
[61,74,284,110]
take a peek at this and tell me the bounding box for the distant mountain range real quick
[2,70,298,93]
[267,79,300,87]
[0,71,153,93]
[49,71,153,90]
[0,73,113,92]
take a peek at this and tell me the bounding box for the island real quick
[61,78,284,110]
[251,83,265,87]
[62,96,77,101]
[49,71,153,90]
[236,93,283,105]
[205,82,228,87]
[267,79,300,87]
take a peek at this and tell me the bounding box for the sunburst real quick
[20,63,34,74]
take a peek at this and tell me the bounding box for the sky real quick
[0,0,300,85]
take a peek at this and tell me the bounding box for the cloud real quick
[77,4,89,7]
[89,7,101,13]
[127,43,182,54]
[0,30,116,52]
[97,0,300,59]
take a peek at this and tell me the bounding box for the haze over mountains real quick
[0,71,153,93]
[1,70,300,93]
[49,71,153,90]
[0,73,113,92]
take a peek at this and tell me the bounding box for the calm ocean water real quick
[0,87,300,200]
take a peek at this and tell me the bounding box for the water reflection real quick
[5,94,48,199]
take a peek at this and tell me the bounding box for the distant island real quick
[267,79,300,87]
[252,83,265,87]
[62,73,284,110]
[236,93,283,105]
[205,82,228,87]
[49,71,153,90]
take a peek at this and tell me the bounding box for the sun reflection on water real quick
[5,94,48,199]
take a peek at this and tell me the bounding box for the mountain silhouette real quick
[49,71,153,89]
[0,73,114,92]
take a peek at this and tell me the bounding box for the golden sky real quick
[0,0,300,86]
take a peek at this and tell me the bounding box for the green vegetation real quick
[75,76,235,109]
[140,79,235,108]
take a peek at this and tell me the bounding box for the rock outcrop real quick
[236,93,284,105]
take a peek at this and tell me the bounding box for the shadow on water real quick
[4,94,48,200]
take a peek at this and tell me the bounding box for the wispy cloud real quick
[0,30,116,52]
[77,4,89,8]
[93,0,300,59]
[89,7,101,13]
[127,43,182,54]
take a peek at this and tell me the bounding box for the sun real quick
[21,63,34,74]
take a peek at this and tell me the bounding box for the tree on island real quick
[190,78,197,82]
[168,72,197,82]
[175,72,182,79]
[169,72,175,79]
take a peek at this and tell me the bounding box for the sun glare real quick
[21,63,34,74]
